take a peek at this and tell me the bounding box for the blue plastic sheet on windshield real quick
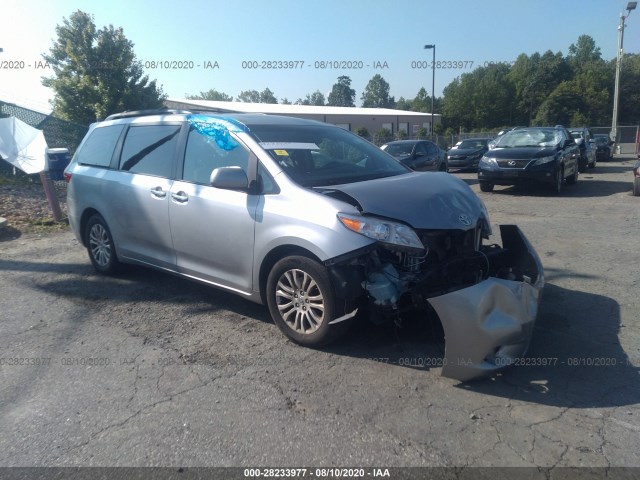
[186,114,247,151]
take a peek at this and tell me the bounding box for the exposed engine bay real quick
[326,224,544,382]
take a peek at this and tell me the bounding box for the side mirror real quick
[210,166,248,190]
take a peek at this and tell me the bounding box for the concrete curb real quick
[0,217,7,231]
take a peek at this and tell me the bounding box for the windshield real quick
[495,129,562,148]
[381,143,415,157]
[457,139,488,149]
[250,125,409,187]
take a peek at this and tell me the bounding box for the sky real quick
[1,0,639,114]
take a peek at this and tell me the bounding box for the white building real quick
[164,99,441,139]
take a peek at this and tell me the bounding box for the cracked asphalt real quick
[1,155,639,469]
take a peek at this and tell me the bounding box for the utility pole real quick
[611,2,637,145]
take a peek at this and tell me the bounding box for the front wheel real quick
[633,178,640,196]
[566,167,579,185]
[479,182,494,192]
[266,256,349,347]
[551,168,563,194]
[85,214,120,274]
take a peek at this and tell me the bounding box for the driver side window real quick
[183,128,250,184]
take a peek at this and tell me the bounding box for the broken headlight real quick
[337,213,424,252]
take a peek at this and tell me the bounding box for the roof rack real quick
[105,109,192,120]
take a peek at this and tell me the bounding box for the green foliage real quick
[355,127,370,139]
[415,127,428,139]
[42,10,165,125]
[280,98,292,104]
[327,76,356,107]
[297,90,325,106]
[260,88,278,104]
[394,97,411,111]
[373,128,392,146]
[186,89,233,101]
[394,130,407,140]
[237,90,261,102]
[361,74,393,108]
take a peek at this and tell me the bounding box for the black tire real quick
[439,161,448,172]
[479,182,494,192]
[85,214,120,274]
[266,255,349,347]
[633,178,640,197]
[566,167,579,185]
[589,157,596,169]
[551,167,563,194]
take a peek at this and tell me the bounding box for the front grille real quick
[497,159,531,169]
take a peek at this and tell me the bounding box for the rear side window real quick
[119,125,181,177]
[76,125,124,167]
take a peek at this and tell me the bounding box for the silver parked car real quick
[66,110,544,381]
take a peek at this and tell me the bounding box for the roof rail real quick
[105,109,192,120]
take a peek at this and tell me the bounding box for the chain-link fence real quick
[0,101,89,155]
[590,125,639,155]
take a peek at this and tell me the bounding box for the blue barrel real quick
[46,148,71,181]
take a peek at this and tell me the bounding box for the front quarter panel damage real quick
[427,225,544,381]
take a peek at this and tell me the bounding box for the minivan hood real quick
[319,172,489,231]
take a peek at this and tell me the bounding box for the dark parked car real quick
[478,126,579,194]
[594,134,613,161]
[380,140,447,172]
[569,127,597,171]
[446,138,491,170]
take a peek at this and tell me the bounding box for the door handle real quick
[150,187,167,198]
[171,191,188,203]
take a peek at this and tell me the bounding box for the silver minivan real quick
[66,110,544,381]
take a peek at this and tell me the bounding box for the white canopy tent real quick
[0,116,48,174]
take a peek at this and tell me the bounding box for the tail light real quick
[63,172,72,183]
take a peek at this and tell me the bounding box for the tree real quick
[280,98,292,105]
[237,90,261,102]
[411,87,431,112]
[186,88,233,101]
[355,127,370,139]
[297,90,326,106]
[361,74,393,108]
[568,35,602,72]
[394,97,411,111]
[327,76,356,107]
[42,10,165,125]
[260,88,278,104]
[373,128,392,146]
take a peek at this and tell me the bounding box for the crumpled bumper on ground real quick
[427,225,545,382]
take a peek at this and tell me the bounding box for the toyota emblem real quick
[458,214,472,226]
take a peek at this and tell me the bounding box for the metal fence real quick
[0,101,89,155]
[590,125,639,155]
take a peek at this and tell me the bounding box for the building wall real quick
[164,100,440,138]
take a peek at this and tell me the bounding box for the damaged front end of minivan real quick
[322,177,544,382]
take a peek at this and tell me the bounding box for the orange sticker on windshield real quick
[274,150,289,156]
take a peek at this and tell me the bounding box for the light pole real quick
[424,44,435,140]
[611,1,636,145]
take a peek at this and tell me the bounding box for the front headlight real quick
[337,213,424,251]
[532,155,555,166]
[479,156,498,171]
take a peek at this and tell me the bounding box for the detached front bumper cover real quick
[427,225,545,382]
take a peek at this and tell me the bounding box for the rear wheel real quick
[266,256,350,347]
[479,182,494,192]
[633,178,640,196]
[85,214,120,274]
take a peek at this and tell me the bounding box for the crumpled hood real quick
[325,172,489,231]
[447,147,485,158]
